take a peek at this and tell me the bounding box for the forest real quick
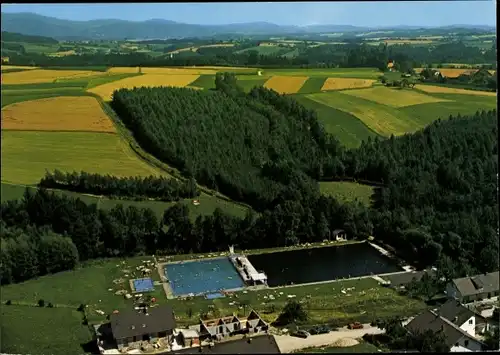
[39,170,200,201]
[1,96,497,286]
[111,73,338,210]
[5,41,496,69]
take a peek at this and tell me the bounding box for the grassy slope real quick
[294,95,378,149]
[0,305,92,355]
[319,182,374,206]
[189,74,216,90]
[297,77,328,94]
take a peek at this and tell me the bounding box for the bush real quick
[77,303,86,312]
[48,303,54,308]
[5,300,12,305]
[38,299,45,307]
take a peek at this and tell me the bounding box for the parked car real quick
[291,330,311,338]
[348,322,364,329]
[309,326,331,335]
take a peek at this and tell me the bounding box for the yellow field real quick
[1,96,116,133]
[414,68,496,78]
[88,74,200,100]
[321,78,376,91]
[1,65,38,70]
[342,87,451,108]
[1,69,104,84]
[47,50,77,57]
[263,76,308,94]
[416,85,497,97]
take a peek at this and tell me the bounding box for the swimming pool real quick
[165,257,244,297]
[133,278,155,292]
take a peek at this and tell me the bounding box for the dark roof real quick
[437,300,476,326]
[110,305,176,340]
[452,271,499,297]
[171,335,281,354]
[332,229,345,235]
[406,310,481,348]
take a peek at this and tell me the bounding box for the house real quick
[332,229,347,241]
[178,329,200,348]
[188,310,268,341]
[171,334,281,354]
[446,271,499,304]
[387,61,395,71]
[406,310,486,352]
[437,299,491,337]
[109,305,176,350]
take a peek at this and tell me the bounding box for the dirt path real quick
[273,323,384,353]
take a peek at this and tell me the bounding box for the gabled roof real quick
[110,305,176,340]
[406,310,484,348]
[452,271,499,297]
[437,299,476,326]
[171,334,280,354]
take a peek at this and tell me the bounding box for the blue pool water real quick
[133,278,154,292]
[165,257,244,296]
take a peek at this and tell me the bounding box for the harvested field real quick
[342,87,451,107]
[414,68,496,78]
[267,68,382,79]
[1,65,38,70]
[1,131,163,184]
[1,96,115,133]
[1,69,104,84]
[416,85,497,97]
[321,78,375,91]
[263,75,308,94]
[47,50,77,57]
[88,74,200,100]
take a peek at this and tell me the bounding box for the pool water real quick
[165,257,244,296]
[133,277,155,292]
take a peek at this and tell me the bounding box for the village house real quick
[171,334,281,354]
[406,309,486,352]
[446,271,499,304]
[109,305,176,350]
[436,299,491,337]
[188,310,268,342]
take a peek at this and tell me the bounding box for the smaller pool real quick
[133,278,154,292]
[206,292,226,300]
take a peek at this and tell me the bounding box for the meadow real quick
[1,69,106,84]
[415,84,497,96]
[293,95,377,149]
[265,68,382,79]
[1,131,163,184]
[2,96,116,132]
[297,77,328,94]
[319,181,375,206]
[342,86,451,107]
[0,305,92,355]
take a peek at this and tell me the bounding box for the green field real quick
[1,88,89,107]
[297,77,328,94]
[189,74,216,90]
[306,91,426,137]
[294,95,378,148]
[0,255,427,328]
[1,131,164,184]
[319,182,375,206]
[0,182,248,219]
[296,341,380,353]
[0,305,92,355]
[265,68,383,79]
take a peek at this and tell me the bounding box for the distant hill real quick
[0,12,495,40]
[1,31,58,44]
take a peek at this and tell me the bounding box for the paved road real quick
[273,323,384,353]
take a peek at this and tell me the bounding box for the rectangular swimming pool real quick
[133,278,155,292]
[165,257,245,297]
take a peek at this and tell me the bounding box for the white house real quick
[446,271,499,304]
[406,309,486,352]
[436,299,491,337]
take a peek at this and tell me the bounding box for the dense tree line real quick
[111,73,339,211]
[5,41,495,69]
[330,110,498,274]
[420,67,497,91]
[39,170,200,201]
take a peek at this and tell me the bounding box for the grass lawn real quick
[296,341,380,353]
[1,182,249,220]
[1,256,427,329]
[294,95,378,148]
[297,77,328,94]
[189,74,216,90]
[305,91,423,137]
[237,78,268,92]
[0,305,93,355]
[319,181,375,206]
[1,131,165,184]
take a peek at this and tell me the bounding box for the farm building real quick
[171,334,280,354]
[109,305,176,350]
[437,299,492,337]
[387,61,395,71]
[187,310,268,341]
[405,309,486,352]
[446,271,499,304]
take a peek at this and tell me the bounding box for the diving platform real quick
[228,246,268,286]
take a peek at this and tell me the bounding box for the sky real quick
[1,2,496,27]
